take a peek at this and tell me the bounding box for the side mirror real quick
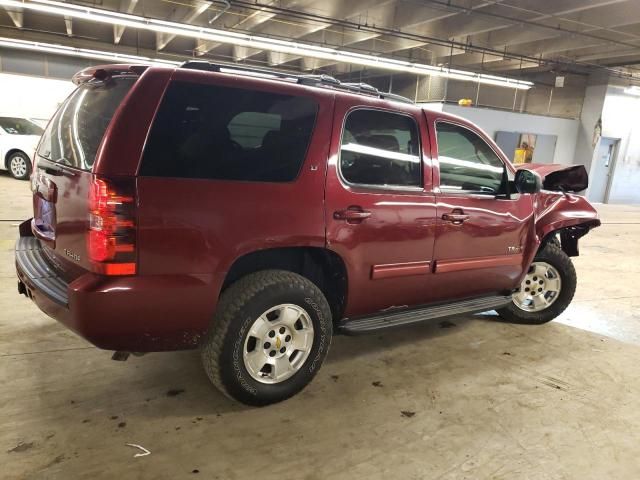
[514,169,542,194]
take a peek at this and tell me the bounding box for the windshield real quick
[37,77,135,171]
[0,117,44,136]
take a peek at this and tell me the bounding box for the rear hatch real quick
[32,71,138,282]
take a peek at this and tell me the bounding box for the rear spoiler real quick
[517,163,589,193]
[72,64,150,85]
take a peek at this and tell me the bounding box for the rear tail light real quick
[87,176,137,275]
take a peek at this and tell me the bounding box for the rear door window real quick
[140,81,318,182]
[339,109,421,188]
[37,77,135,171]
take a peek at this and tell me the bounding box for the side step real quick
[339,295,512,335]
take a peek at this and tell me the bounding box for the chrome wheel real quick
[513,262,562,312]
[242,304,314,384]
[9,154,28,178]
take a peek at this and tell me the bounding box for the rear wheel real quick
[497,243,576,325]
[8,152,31,180]
[201,270,332,406]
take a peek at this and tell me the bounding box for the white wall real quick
[437,104,579,165]
[0,73,75,121]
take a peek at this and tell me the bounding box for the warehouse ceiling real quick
[2,0,640,82]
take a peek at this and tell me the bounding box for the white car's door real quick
[0,130,6,170]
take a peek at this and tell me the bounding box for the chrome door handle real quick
[442,213,469,224]
[334,208,372,222]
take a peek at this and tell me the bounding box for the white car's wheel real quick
[8,152,32,180]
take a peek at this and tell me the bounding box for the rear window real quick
[37,77,135,171]
[139,81,318,182]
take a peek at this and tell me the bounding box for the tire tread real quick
[498,242,576,325]
[201,270,331,404]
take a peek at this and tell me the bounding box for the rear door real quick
[31,74,138,281]
[325,96,437,318]
[428,115,534,300]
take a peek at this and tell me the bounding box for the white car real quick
[0,116,44,180]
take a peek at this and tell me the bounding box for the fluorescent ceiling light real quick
[0,37,180,65]
[624,86,640,96]
[0,0,533,90]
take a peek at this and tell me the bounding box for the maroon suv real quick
[15,62,600,405]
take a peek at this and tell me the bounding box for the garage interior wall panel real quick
[439,104,579,165]
[0,73,75,120]
[0,49,46,77]
[0,48,87,120]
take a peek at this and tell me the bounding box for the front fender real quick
[534,191,600,254]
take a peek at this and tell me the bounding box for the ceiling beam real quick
[335,0,640,76]
[113,0,139,44]
[292,0,505,72]
[575,47,640,63]
[0,25,181,64]
[157,0,210,51]
[440,0,639,63]
[3,4,23,28]
[441,36,606,69]
[229,0,398,66]
[196,0,296,56]
[64,16,72,37]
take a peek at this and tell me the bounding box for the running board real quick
[339,295,512,335]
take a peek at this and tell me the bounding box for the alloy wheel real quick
[10,155,28,178]
[242,304,314,384]
[512,262,562,312]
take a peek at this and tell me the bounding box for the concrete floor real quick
[2,171,640,480]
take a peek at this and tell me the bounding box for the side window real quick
[436,122,506,194]
[140,81,318,182]
[340,109,421,188]
[228,112,281,148]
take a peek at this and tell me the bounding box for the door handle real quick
[334,207,371,222]
[442,212,469,224]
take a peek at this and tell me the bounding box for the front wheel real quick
[201,270,333,406]
[497,243,576,325]
[7,151,32,180]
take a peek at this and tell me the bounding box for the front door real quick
[325,97,437,318]
[429,118,534,301]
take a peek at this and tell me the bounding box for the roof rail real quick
[181,60,298,81]
[297,74,341,87]
[180,60,414,104]
[338,82,413,104]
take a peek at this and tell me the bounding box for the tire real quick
[497,242,576,325]
[201,270,333,406]
[7,151,32,180]
[544,233,560,249]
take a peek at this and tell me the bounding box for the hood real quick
[517,163,588,193]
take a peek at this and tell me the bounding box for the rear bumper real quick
[15,222,218,352]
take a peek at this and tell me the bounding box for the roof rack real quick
[181,60,299,81]
[180,60,414,104]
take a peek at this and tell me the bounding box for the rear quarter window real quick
[140,81,318,182]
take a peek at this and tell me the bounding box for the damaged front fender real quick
[534,191,601,256]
